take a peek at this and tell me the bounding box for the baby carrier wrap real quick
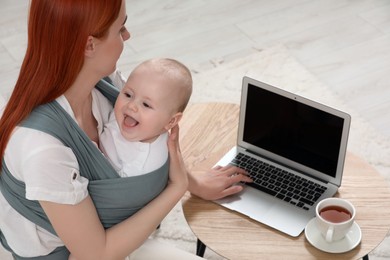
[0,79,169,259]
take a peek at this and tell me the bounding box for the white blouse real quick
[0,88,114,257]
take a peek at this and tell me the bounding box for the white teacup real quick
[315,198,356,243]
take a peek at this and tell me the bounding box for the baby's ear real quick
[165,112,183,131]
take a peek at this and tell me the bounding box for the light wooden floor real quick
[1,0,389,140]
[0,1,389,258]
[123,0,390,140]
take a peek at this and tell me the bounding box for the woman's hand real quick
[167,125,188,193]
[188,165,252,201]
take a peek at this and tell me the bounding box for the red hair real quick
[0,0,122,169]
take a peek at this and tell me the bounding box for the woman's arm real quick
[40,125,187,260]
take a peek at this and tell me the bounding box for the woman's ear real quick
[165,112,183,131]
[85,36,96,58]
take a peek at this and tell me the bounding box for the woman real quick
[0,0,249,259]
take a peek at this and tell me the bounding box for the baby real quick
[100,58,193,177]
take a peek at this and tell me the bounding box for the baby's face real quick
[114,70,181,143]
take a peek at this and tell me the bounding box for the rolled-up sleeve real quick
[6,129,90,205]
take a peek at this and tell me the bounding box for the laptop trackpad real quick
[215,187,312,236]
[215,187,273,219]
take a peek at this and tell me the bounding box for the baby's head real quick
[114,58,193,143]
[139,58,192,112]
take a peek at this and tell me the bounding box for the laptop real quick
[214,76,351,237]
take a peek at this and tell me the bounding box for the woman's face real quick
[93,0,130,76]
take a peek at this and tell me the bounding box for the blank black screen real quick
[243,84,344,177]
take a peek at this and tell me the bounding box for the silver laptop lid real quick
[238,76,351,187]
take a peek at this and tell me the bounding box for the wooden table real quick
[179,103,390,260]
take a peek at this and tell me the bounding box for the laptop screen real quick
[243,83,345,178]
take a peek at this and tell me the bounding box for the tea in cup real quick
[315,198,355,243]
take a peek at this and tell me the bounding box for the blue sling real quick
[0,79,169,259]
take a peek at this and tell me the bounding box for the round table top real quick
[180,103,390,260]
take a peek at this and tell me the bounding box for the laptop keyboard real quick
[230,153,327,211]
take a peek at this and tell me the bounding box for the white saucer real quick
[304,218,362,253]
